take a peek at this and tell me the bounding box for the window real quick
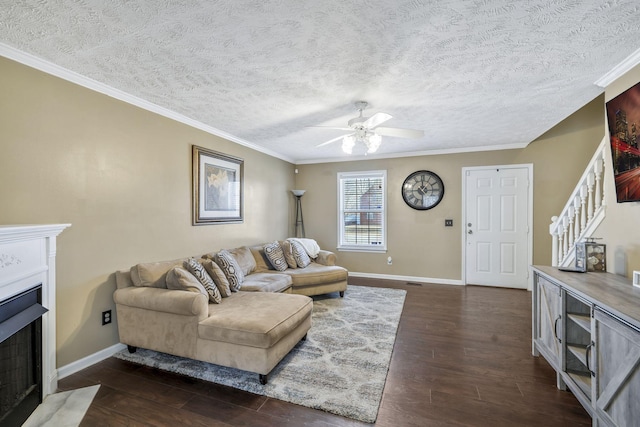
[337,170,386,251]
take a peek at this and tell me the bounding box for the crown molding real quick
[594,47,640,88]
[294,142,526,165]
[0,43,295,164]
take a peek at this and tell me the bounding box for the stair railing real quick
[550,137,607,267]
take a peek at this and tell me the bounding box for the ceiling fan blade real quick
[307,126,353,131]
[316,133,353,147]
[374,127,424,139]
[362,112,392,129]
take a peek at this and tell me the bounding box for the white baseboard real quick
[58,343,126,380]
[348,271,463,286]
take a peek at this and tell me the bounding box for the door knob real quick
[468,230,473,234]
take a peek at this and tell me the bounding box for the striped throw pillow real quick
[183,258,222,304]
[264,241,288,271]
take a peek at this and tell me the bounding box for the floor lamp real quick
[291,190,306,238]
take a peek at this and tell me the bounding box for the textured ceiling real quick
[1,1,640,163]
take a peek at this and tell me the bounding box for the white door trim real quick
[461,163,534,290]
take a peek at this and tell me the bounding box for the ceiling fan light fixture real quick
[342,135,355,154]
[366,133,382,153]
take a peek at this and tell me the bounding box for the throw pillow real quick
[130,258,187,288]
[200,258,232,297]
[166,267,208,297]
[214,250,244,291]
[280,240,298,269]
[227,247,257,276]
[290,239,311,268]
[183,258,222,304]
[264,241,288,272]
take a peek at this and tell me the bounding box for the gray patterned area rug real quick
[113,285,406,423]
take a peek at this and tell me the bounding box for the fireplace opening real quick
[0,285,47,427]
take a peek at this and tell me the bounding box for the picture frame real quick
[606,81,640,203]
[192,145,243,225]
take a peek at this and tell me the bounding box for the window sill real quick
[337,246,387,253]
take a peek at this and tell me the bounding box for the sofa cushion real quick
[199,292,312,348]
[290,240,311,268]
[241,272,292,293]
[280,240,298,269]
[130,258,187,288]
[166,267,208,296]
[264,241,288,272]
[227,246,257,276]
[184,258,222,304]
[249,245,273,272]
[283,263,348,287]
[214,250,244,291]
[200,258,232,297]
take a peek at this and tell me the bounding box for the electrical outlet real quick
[445,219,453,227]
[387,256,393,265]
[102,310,112,325]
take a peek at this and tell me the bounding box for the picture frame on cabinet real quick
[192,145,243,225]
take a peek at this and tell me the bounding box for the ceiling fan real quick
[314,101,424,154]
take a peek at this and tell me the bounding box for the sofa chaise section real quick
[114,268,312,384]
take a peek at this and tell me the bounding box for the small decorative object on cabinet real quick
[532,265,640,425]
[575,238,606,272]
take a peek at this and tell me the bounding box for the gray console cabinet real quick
[532,266,640,426]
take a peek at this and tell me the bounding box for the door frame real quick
[461,163,534,290]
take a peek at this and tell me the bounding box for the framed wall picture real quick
[606,81,640,203]
[192,145,243,225]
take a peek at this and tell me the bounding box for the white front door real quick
[464,165,532,289]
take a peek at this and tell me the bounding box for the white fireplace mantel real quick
[0,224,70,397]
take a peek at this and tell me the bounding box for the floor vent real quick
[406,282,423,287]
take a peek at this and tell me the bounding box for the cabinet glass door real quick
[563,292,593,403]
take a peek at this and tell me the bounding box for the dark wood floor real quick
[59,278,591,426]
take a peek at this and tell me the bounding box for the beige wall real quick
[295,96,605,280]
[0,51,625,368]
[0,57,295,366]
[597,63,640,276]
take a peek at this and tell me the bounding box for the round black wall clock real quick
[402,170,445,210]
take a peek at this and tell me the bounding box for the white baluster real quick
[567,207,575,249]
[580,184,588,230]
[601,150,606,207]
[550,216,559,266]
[558,232,564,265]
[574,196,581,239]
[587,172,595,221]
[562,216,569,262]
[595,158,603,210]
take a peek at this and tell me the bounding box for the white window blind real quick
[337,170,386,251]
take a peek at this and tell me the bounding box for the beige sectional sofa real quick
[113,241,348,384]
[243,244,348,296]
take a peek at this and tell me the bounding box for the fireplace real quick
[0,224,69,424]
[0,285,47,426]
